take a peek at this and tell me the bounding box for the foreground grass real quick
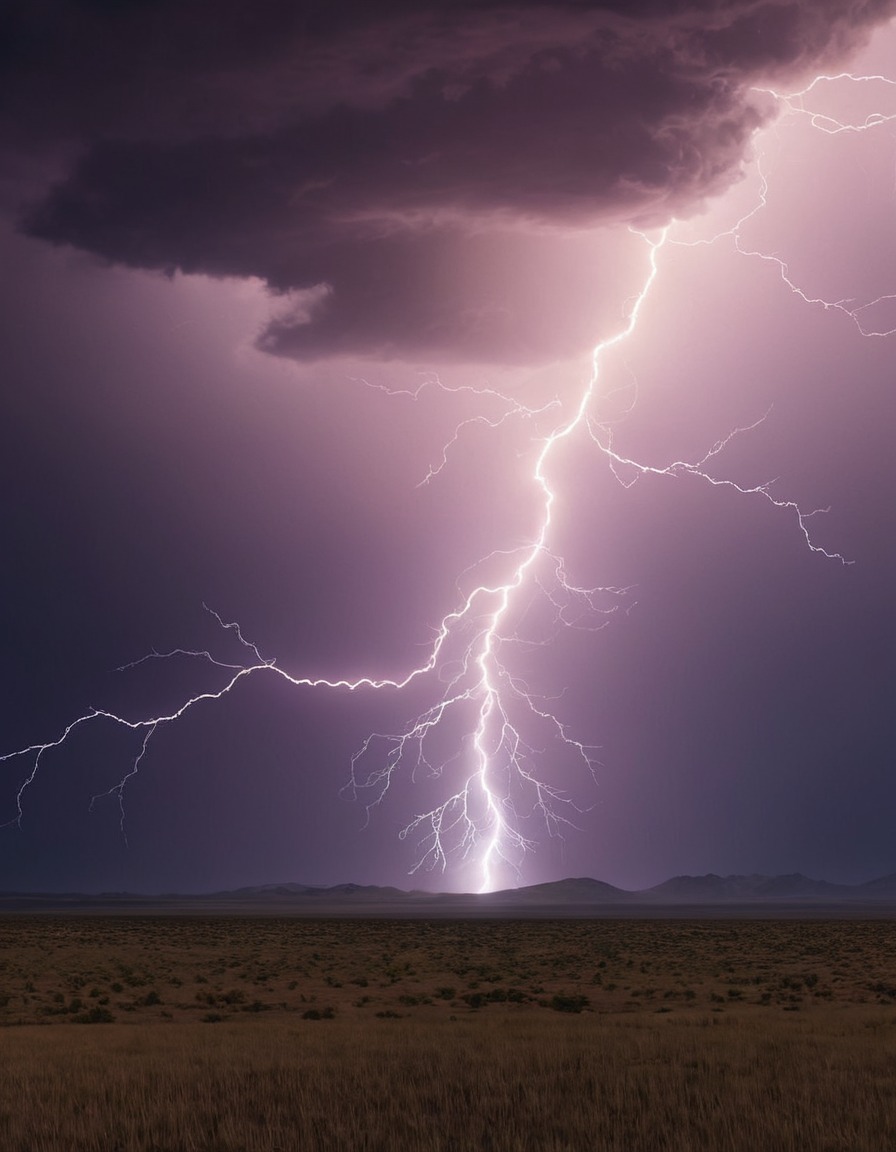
[1,917,896,1149]
[2,1010,896,1151]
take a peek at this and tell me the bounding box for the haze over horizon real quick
[7,867,896,907]
[2,0,896,895]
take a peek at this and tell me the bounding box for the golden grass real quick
[3,1011,896,1151]
[1,917,896,1150]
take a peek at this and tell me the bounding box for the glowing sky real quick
[2,0,896,893]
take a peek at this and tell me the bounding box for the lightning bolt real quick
[732,72,896,337]
[755,71,896,135]
[3,64,893,892]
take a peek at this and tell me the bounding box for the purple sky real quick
[2,0,896,893]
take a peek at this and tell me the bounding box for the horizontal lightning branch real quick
[744,73,896,337]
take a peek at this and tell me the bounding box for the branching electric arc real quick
[744,73,896,337]
[2,70,894,891]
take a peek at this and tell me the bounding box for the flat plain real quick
[1,916,895,1150]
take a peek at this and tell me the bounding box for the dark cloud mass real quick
[4,0,895,361]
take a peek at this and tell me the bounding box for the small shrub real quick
[72,1006,115,1024]
[549,994,589,1014]
[302,1007,335,1020]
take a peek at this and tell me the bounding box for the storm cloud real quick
[5,0,895,361]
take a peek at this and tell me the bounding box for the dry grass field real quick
[1,916,895,1150]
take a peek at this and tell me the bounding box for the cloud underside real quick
[6,0,895,362]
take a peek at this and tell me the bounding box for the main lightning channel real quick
[460,229,667,893]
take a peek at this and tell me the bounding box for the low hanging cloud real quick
[4,0,895,362]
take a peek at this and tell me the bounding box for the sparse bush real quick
[72,1006,115,1024]
[549,994,589,1014]
[302,1007,335,1020]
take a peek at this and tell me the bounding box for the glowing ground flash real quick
[2,71,893,891]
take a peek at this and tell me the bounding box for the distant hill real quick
[643,872,856,902]
[2,872,896,915]
[216,882,410,901]
[481,877,631,904]
[856,873,896,896]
